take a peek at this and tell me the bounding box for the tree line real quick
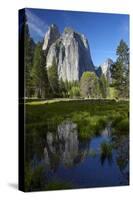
[21,16,129,100]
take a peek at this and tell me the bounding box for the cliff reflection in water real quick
[26,119,129,190]
[43,121,86,170]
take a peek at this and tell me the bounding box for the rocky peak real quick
[43,24,94,81]
[64,27,74,34]
[42,24,60,53]
[100,58,113,82]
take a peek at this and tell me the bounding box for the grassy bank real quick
[26,99,129,139]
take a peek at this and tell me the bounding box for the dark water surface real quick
[26,120,129,191]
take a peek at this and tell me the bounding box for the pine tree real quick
[32,42,50,98]
[47,58,59,97]
[23,15,35,97]
[39,50,50,98]
[111,40,129,98]
[59,78,67,97]
[99,74,108,98]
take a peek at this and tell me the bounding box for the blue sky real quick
[25,8,129,67]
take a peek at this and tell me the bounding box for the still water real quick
[26,120,129,191]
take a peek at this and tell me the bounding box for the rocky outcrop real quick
[42,24,60,54]
[96,58,113,82]
[95,66,102,77]
[100,58,113,83]
[43,25,94,81]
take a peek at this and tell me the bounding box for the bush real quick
[114,118,129,133]
[80,71,100,98]
[69,86,80,98]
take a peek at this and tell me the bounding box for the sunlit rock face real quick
[100,58,113,83]
[43,25,95,81]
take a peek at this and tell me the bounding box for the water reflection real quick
[113,135,129,182]
[100,122,112,137]
[43,121,83,169]
[26,120,129,191]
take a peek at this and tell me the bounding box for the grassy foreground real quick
[26,99,129,139]
[25,99,129,191]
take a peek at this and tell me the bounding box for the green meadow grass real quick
[26,99,129,140]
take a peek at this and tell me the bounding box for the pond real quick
[25,120,129,191]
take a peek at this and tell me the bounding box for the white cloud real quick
[28,22,45,37]
[26,9,48,38]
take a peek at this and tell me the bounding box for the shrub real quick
[114,118,129,133]
[80,71,100,98]
[69,86,80,98]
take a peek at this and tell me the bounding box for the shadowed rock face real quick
[43,25,94,81]
[42,24,60,54]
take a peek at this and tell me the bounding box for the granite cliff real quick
[100,58,113,83]
[43,24,95,81]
